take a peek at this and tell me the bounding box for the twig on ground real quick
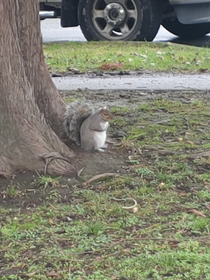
[112,197,137,209]
[82,173,119,186]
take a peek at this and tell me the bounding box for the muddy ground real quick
[0,89,210,208]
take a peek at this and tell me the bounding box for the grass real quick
[1,97,210,279]
[43,41,210,73]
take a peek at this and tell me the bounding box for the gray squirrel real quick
[63,101,113,152]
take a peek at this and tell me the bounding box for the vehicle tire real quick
[162,18,210,39]
[78,0,162,41]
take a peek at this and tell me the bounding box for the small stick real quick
[82,173,119,186]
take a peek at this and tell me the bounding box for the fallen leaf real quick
[132,52,139,56]
[156,50,163,55]
[188,209,206,217]
[185,141,195,145]
[99,62,124,70]
[47,271,61,278]
[139,53,148,58]
[170,243,179,248]
[28,272,36,277]
[123,249,131,253]
[48,219,54,224]
[179,192,188,196]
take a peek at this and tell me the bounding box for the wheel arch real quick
[61,0,80,27]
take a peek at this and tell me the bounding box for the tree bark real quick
[0,0,75,178]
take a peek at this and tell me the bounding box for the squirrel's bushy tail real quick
[63,101,94,145]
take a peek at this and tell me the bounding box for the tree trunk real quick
[0,0,75,178]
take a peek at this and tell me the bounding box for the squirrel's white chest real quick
[93,130,107,148]
[80,120,109,151]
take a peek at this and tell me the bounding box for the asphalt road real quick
[40,18,176,42]
[41,18,210,47]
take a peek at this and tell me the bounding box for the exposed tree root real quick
[0,156,14,179]
[41,152,82,177]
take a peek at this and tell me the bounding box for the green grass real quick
[43,41,210,73]
[2,98,210,279]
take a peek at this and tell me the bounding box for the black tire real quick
[162,18,210,39]
[78,0,162,41]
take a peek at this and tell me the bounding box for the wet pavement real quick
[52,73,210,91]
[42,19,210,48]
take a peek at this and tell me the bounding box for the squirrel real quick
[63,101,113,152]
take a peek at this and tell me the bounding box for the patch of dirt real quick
[0,143,128,209]
[62,88,210,174]
[69,142,126,176]
[1,89,210,209]
[61,89,210,108]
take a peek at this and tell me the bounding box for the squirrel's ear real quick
[99,108,108,113]
[99,106,108,112]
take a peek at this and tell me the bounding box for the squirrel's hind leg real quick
[101,144,108,149]
[95,144,108,152]
[96,148,105,152]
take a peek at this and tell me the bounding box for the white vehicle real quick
[39,0,210,41]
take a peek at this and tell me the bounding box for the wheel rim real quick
[92,0,139,40]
